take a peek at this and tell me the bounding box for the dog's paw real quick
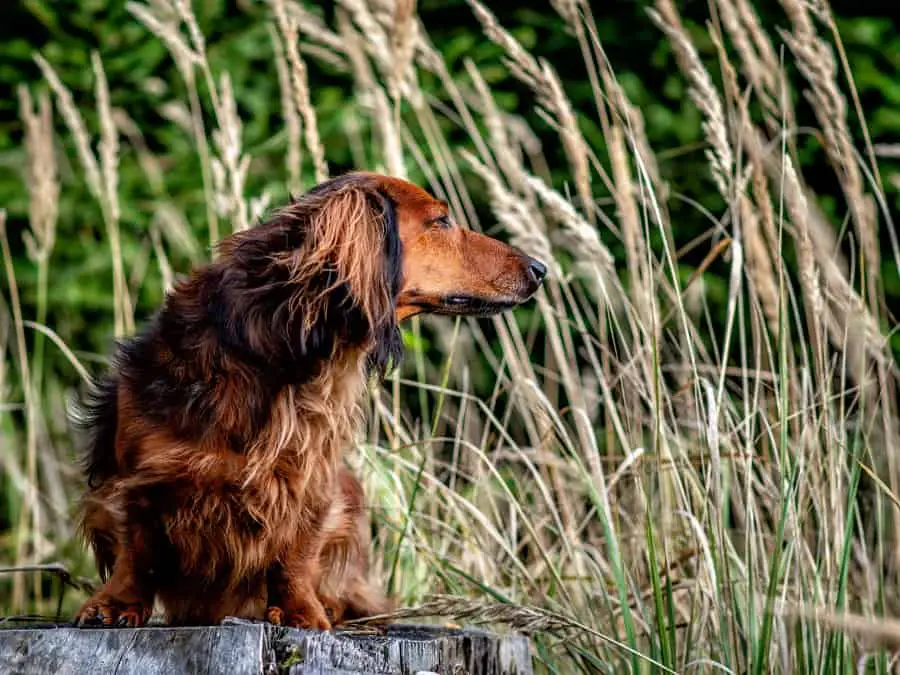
[75,597,151,628]
[265,605,285,626]
[266,604,331,631]
[319,595,346,626]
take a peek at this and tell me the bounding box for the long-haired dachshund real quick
[74,173,546,629]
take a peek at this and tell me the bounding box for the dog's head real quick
[215,173,545,376]
[371,174,547,321]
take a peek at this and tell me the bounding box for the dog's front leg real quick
[75,525,155,627]
[265,549,331,630]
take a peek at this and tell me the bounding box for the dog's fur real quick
[75,173,546,628]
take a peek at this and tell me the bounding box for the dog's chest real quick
[165,464,316,578]
[165,366,366,577]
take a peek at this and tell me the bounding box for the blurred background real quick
[1,0,899,672]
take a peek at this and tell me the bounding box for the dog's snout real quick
[525,257,547,292]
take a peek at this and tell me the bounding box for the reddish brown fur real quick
[75,173,545,629]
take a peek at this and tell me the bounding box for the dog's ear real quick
[366,190,403,376]
[277,177,403,373]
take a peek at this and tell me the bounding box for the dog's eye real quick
[431,215,452,229]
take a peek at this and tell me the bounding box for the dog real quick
[74,172,547,628]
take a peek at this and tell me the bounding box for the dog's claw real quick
[75,604,102,628]
[75,599,149,629]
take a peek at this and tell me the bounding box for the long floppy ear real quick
[365,190,403,376]
[277,177,403,374]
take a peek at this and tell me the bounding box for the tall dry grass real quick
[2,0,899,672]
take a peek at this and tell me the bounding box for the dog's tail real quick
[71,374,121,579]
[72,374,120,488]
[340,576,395,623]
[318,530,394,624]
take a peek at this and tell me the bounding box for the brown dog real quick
[74,173,546,628]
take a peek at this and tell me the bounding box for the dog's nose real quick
[525,257,547,291]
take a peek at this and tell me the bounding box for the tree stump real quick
[0,621,532,674]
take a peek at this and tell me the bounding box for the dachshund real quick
[74,172,547,629]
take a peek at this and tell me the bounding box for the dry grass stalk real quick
[153,203,201,262]
[872,144,900,159]
[463,153,613,530]
[713,0,778,116]
[149,224,175,294]
[466,0,593,223]
[17,86,60,528]
[112,108,166,196]
[713,49,887,431]
[432,60,581,531]
[93,53,121,227]
[779,0,879,307]
[608,123,654,347]
[17,88,58,267]
[603,75,668,206]
[0,304,7,405]
[465,0,541,86]
[0,211,40,611]
[727,0,798,139]
[357,593,583,635]
[745,124,848,274]
[779,603,900,650]
[747,127,887,376]
[92,53,133,334]
[272,0,329,184]
[509,117,552,181]
[389,0,417,103]
[740,194,781,338]
[465,60,524,193]
[339,11,406,178]
[268,23,303,196]
[32,56,103,210]
[210,74,251,232]
[548,0,580,27]
[542,64,594,224]
[552,0,631,227]
[127,0,219,245]
[749,147,780,264]
[34,53,133,337]
[589,33,673,397]
[15,86,66,611]
[125,1,201,78]
[707,25,782,338]
[171,0,221,114]
[338,0,394,78]
[339,8,378,93]
[284,0,348,56]
[733,0,781,82]
[782,154,827,380]
[524,174,614,276]
[373,88,407,178]
[403,49,488,224]
[651,2,733,199]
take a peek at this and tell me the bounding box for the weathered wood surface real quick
[0,621,532,675]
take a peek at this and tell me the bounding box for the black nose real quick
[526,257,547,289]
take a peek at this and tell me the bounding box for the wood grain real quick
[0,622,532,675]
